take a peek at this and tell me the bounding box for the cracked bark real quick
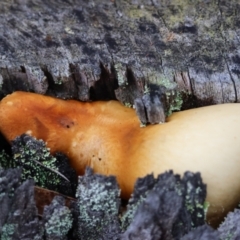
[0,0,240,123]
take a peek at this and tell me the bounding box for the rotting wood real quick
[0,0,240,123]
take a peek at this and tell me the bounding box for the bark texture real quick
[0,0,240,122]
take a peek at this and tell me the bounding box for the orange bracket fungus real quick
[0,91,240,225]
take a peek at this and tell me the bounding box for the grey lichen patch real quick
[43,196,73,240]
[76,167,121,240]
[114,63,127,86]
[48,60,71,85]
[1,223,17,240]
[25,66,49,94]
[45,207,72,238]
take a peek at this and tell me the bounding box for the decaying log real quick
[0,0,240,123]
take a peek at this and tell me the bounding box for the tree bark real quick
[0,0,239,123]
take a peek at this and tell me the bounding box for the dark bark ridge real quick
[1,166,240,239]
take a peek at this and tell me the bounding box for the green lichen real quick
[154,75,176,89]
[121,195,145,230]
[124,102,132,108]
[167,91,183,116]
[0,150,12,169]
[144,68,172,86]
[12,134,61,190]
[203,201,210,220]
[149,74,183,116]
[127,7,153,20]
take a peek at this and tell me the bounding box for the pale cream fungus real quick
[0,91,240,226]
